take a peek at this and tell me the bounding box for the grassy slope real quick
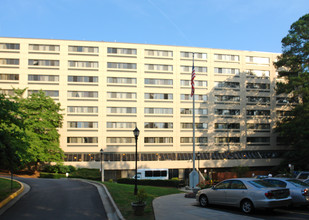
[0,178,21,201]
[104,182,182,220]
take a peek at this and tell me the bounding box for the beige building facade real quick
[0,37,290,179]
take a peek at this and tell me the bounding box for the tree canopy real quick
[274,13,309,170]
[0,89,64,171]
[0,94,27,171]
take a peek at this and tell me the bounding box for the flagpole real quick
[189,52,198,189]
[192,53,196,173]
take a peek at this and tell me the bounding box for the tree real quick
[11,89,64,170]
[0,94,27,171]
[274,14,309,170]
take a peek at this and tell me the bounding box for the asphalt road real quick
[1,178,107,220]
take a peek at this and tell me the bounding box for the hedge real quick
[39,172,66,179]
[69,168,101,180]
[117,178,185,188]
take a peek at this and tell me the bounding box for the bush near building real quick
[117,178,185,188]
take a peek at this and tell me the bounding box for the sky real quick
[0,0,308,53]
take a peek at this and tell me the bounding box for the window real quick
[246,70,270,78]
[107,122,136,129]
[144,137,173,143]
[29,44,60,51]
[144,93,173,100]
[28,59,59,66]
[68,91,98,98]
[180,108,208,115]
[246,56,270,65]
[145,78,173,86]
[28,75,59,82]
[68,122,98,128]
[68,76,98,83]
[67,137,98,143]
[246,83,270,90]
[0,89,15,96]
[247,123,270,130]
[67,106,98,113]
[107,137,134,143]
[246,110,270,116]
[181,94,207,101]
[215,123,240,129]
[180,80,207,87]
[145,64,173,71]
[107,77,136,85]
[214,54,239,61]
[214,137,240,143]
[214,81,240,89]
[214,68,239,75]
[107,48,136,55]
[181,66,207,73]
[215,95,240,102]
[215,181,230,189]
[107,92,136,99]
[28,90,59,97]
[230,180,247,189]
[68,61,98,68]
[145,49,173,57]
[144,122,173,129]
[0,43,20,50]
[0,59,19,65]
[247,96,270,104]
[181,123,208,129]
[276,97,297,105]
[215,109,240,116]
[107,107,136,114]
[247,137,270,143]
[144,108,173,114]
[180,137,207,143]
[180,52,207,59]
[69,46,99,53]
[107,62,136,69]
[0,74,19,80]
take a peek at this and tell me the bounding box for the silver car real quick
[196,178,292,214]
[263,178,309,207]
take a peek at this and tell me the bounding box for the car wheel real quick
[199,195,209,207]
[241,199,254,214]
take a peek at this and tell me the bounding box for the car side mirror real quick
[211,186,216,190]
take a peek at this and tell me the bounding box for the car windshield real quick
[287,179,309,187]
[249,180,275,188]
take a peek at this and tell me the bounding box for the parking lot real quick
[154,193,309,220]
[197,204,309,220]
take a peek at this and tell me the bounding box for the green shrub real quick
[117,178,185,188]
[42,164,75,174]
[39,172,66,179]
[69,168,101,180]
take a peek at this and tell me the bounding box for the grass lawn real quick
[0,177,21,201]
[104,182,182,220]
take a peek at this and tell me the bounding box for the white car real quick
[196,178,292,214]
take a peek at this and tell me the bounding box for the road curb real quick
[0,177,24,209]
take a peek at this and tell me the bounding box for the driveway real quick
[0,178,107,220]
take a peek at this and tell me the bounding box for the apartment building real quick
[0,37,290,179]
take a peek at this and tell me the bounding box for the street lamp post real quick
[133,127,140,195]
[100,148,104,182]
[197,152,201,183]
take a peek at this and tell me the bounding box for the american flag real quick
[191,63,196,97]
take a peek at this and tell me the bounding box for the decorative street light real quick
[100,148,104,182]
[133,127,140,195]
[197,152,201,183]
